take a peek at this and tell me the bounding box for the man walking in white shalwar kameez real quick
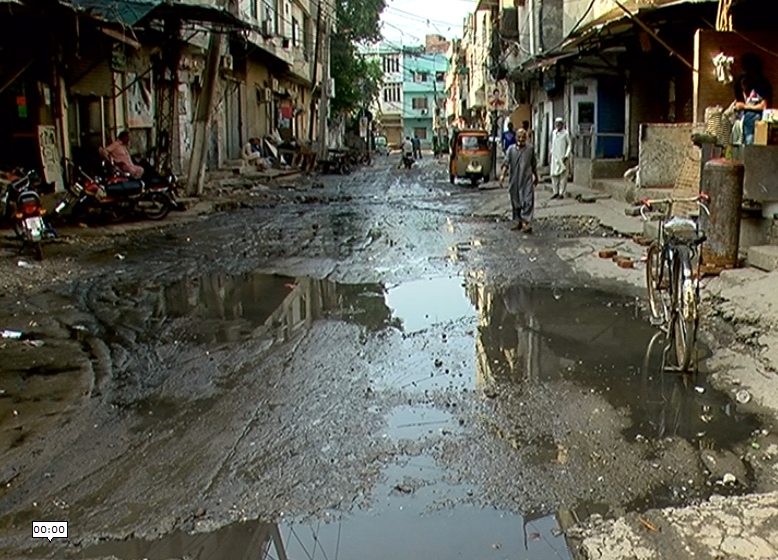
[550,117,571,199]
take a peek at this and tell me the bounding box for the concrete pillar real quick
[699,158,744,269]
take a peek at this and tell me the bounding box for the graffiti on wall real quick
[126,72,154,127]
[37,125,63,191]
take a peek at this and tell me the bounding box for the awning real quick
[66,0,158,26]
[516,0,715,75]
[62,0,252,29]
[475,0,497,11]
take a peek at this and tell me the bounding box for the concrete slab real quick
[747,245,778,271]
[573,492,778,560]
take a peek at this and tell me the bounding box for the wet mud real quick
[0,158,769,559]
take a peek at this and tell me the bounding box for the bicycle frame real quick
[641,194,710,372]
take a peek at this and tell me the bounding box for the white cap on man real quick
[555,117,564,123]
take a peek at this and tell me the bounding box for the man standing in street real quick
[550,117,571,200]
[500,129,538,233]
[412,134,422,160]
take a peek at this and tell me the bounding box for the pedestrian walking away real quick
[432,136,440,158]
[500,129,538,233]
[550,117,571,199]
[400,136,414,168]
[412,135,422,160]
[502,122,516,153]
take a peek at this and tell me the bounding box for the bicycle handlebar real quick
[639,193,710,221]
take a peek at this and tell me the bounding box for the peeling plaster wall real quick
[638,123,693,188]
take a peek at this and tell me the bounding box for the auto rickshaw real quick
[449,129,492,186]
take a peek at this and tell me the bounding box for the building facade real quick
[402,47,449,149]
[363,42,405,147]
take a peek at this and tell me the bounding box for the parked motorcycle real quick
[68,165,176,223]
[402,154,414,169]
[14,189,52,260]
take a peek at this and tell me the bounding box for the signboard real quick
[488,87,505,111]
[359,115,368,138]
[38,125,64,192]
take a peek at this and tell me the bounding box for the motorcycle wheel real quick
[106,201,133,223]
[33,241,43,262]
[141,193,171,221]
[470,176,479,187]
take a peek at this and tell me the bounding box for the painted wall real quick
[403,49,448,148]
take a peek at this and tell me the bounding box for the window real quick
[414,127,427,140]
[414,72,428,82]
[303,14,311,60]
[436,71,445,82]
[383,84,401,103]
[292,17,299,46]
[461,135,488,150]
[383,54,399,74]
[412,97,428,110]
[263,0,276,33]
[250,0,258,19]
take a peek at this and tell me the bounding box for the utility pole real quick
[187,28,225,196]
[308,0,322,142]
[317,15,330,161]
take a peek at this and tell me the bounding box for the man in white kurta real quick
[550,117,571,199]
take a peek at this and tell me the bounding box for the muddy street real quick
[0,157,770,559]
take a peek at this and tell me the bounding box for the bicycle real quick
[640,193,710,372]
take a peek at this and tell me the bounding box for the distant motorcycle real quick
[401,154,414,169]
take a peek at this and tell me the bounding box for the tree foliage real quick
[328,0,386,115]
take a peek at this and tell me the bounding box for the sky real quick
[379,0,475,47]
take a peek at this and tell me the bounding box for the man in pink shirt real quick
[101,131,144,179]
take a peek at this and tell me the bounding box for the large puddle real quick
[81,454,571,560]
[57,273,763,559]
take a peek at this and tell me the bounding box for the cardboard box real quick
[755,120,768,145]
[754,121,778,146]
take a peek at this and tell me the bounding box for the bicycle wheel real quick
[672,246,697,371]
[645,243,668,325]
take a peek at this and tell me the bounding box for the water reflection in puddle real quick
[81,452,571,560]
[154,271,760,448]
[385,277,475,333]
[154,274,472,344]
[471,284,760,448]
[80,510,571,560]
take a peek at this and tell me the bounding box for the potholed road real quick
[0,156,766,560]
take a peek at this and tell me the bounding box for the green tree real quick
[329,0,386,115]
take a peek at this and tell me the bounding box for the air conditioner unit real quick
[220,54,233,71]
[261,18,274,37]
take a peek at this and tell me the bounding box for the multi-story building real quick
[402,46,449,149]
[233,0,326,154]
[464,8,496,129]
[444,39,470,130]
[362,42,405,147]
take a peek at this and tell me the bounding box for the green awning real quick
[63,0,252,29]
[67,0,158,26]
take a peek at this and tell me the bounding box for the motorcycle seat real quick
[105,180,143,197]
